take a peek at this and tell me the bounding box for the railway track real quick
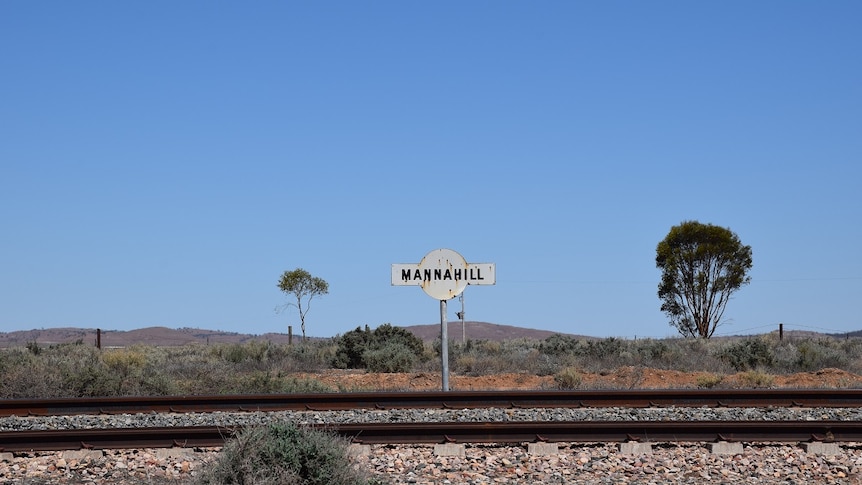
[2,421,862,452]
[3,388,862,417]
[5,390,862,452]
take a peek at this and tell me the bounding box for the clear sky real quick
[2,2,860,339]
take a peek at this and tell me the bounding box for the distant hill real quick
[832,330,862,338]
[0,326,295,348]
[0,322,577,348]
[403,321,582,342]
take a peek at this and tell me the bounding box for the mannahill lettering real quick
[402,268,485,282]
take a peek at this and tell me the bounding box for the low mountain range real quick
[0,322,579,348]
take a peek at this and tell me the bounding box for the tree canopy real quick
[656,221,753,339]
[276,268,329,341]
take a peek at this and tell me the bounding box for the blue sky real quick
[2,2,860,339]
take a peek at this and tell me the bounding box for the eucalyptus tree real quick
[656,221,753,339]
[276,268,329,341]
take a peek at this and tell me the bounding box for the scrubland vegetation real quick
[5,329,862,484]
[3,328,862,398]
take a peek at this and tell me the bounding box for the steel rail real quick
[3,421,862,452]
[4,389,862,417]
[0,426,235,452]
[339,421,862,445]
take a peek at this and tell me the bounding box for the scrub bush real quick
[720,338,774,371]
[196,421,384,485]
[795,339,850,371]
[539,334,584,356]
[738,370,775,388]
[554,367,583,389]
[332,324,426,372]
[696,373,724,389]
[362,343,417,373]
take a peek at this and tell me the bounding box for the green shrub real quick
[196,421,384,485]
[371,324,425,355]
[331,326,373,369]
[332,324,425,371]
[362,343,417,373]
[586,337,625,358]
[720,338,774,371]
[539,334,583,356]
[795,340,850,371]
[634,339,671,361]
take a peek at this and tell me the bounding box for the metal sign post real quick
[392,248,495,391]
[440,299,449,390]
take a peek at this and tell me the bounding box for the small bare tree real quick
[276,268,329,341]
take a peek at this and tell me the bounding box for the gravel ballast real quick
[3,406,862,431]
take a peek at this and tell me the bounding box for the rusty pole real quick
[460,292,466,343]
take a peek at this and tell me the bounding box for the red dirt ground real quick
[300,367,862,391]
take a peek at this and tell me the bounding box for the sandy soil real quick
[299,367,862,391]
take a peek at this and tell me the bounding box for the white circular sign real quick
[418,248,469,300]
